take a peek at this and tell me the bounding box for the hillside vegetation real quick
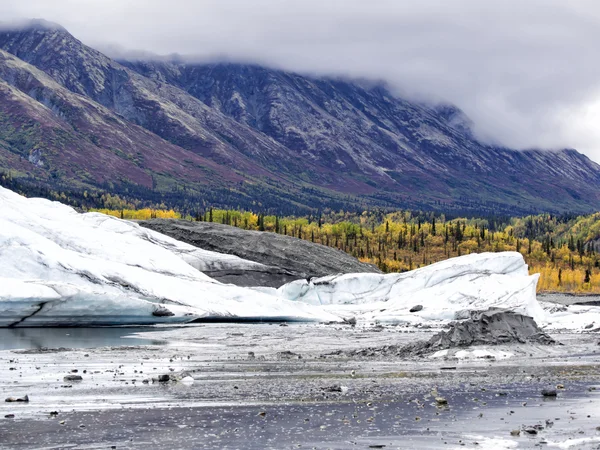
[93,206,600,294]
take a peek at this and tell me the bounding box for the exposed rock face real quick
[1,21,600,214]
[138,219,380,287]
[350,310,556,357]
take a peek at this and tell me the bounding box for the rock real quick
[157,374,170,382]
[435,397,448,405]
[257,411,266,417]
[510,430,520,436]
[410,305,424,313]
[345,317,357,327]
[523,428,538,435]
[541,389,557,397]
[63,375,83,382]
[247,351,256,360]
[152,305,175,317]
[4,414,15,418]
[5,395,29,403]
[556,384,564,390]
[321,385,343,393]
[138,220,380,288]
[276,351,302,360]
[584,323,594,329]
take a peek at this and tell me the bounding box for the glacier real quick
[275,252,544,325]
[0,185,592,329]
[0,186,337,325]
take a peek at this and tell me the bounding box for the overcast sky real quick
[2,0,600,161]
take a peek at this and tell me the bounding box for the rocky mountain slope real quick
[138,219,381,287]
[1,19,600,214]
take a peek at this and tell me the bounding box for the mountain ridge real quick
[0,20,599,215]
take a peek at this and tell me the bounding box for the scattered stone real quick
[345,317,357,327]
[157,374,170,382]
[276,351,302,360]
[541,389,557,397]
[5,395,29,403]
[279,323,288,327]
[247,352,256,360]
[435,397,448,405]
[321,385,343,393]
[410,305,424,313]
[63,375,83,382]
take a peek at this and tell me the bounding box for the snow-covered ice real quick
[1,186,598,329]
[0,187,337,325]
[276,252,544,324]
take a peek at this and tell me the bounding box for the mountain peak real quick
[0,21,600,214]
[0,18,67,33]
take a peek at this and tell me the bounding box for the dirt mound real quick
[350,310,556,358]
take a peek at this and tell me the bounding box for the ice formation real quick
[0,187,337,326]
[0,186,596,329]
[276,253,544,324]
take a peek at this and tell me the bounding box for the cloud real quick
[2,0,600,160]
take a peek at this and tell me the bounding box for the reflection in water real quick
[0,327,165,350]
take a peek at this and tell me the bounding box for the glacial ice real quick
[0,187,338,326]
[0,186,596,329]
[276,253,544,324]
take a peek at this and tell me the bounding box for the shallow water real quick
[1,382,598,449]
[1,323,598,449]
[0,327,166,350]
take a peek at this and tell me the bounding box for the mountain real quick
[0,19,599,215]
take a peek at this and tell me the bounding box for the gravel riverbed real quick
[1,317,599,449]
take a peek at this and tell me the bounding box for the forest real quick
[92,205,600,294]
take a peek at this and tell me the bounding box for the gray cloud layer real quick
[3,0,600,160]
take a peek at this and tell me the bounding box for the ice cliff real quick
[0,187,547,327]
